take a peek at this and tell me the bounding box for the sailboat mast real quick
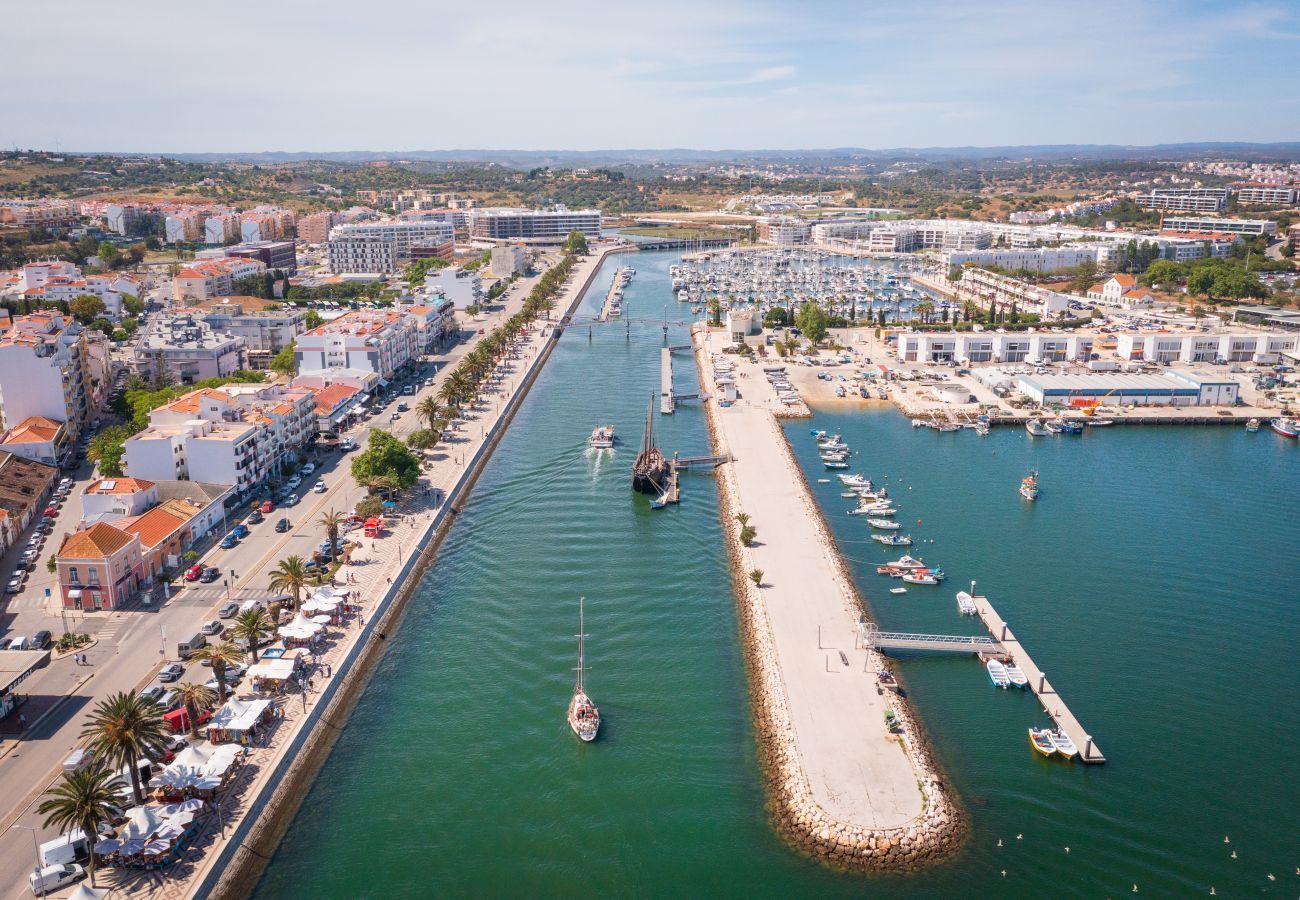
[576,597,585,691]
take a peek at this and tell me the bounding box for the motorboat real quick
[901,573,939,585]
[1048,728,1078,759]
[956,591,977,615]
[1044,419,1065,435]
[884,555,927,569]
[1019,470,1039,501]
[567,599,600,742]
[1025,418,1051,437]
[1086,419,1114,427]
[936,423,961,433]
[1270,417,1300,438]
[873,533,913,546]
[975,422,990,436]
[889,587,908,595]
[1028,728,1057,757]
[823,460,849,469]
[987,659,1011,688]
[587,425,616,449]
[1245,418,1260,432]
[837,474,871,488]
[818,439,849,451]
[867,518,900,529]
[1005,663,1028,688]
[1058,419,1084,434]
[847,506,874,516]
[859,503,896,516]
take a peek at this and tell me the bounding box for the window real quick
[87,568,99,586]
[69,566,79,584]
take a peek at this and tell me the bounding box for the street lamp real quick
[11,824,43,897]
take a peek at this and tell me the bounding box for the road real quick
[0,253,561,896]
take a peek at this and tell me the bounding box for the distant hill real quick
[134,143,1300,167]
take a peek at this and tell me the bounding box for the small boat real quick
[823,460,849,469]
[859,504,896,516]
[1025,418,1050,437]
[650,493,670,509]
[889,587,908,595]
[810,429,827,438]
[1058,419,1084,434]
[901,573,939,585]
[1005,663,1028,688]
[1086,419,1114,427]
[1019,470,1039,501]
[847,506,874,516]
[956,591,977,615]
[1028,727,1057,757]
[975,422,990,436]
[587,425,616,449]
[867,518,900,529]
[936,423,961,433]
[885,555,927,569]
[987,659,1011,688]
[1044,419,1065,435]
[837,474,871,488]
[567,599,600,742]
[819,440,849,451]
[1048,728,1078,759]
[840,491,860,498]
[1270,417,1300,438]
[911,418,927,428]
[816,478,830,484]
[873,533,913,546]
[1245,418,1260,433]
[877,669,900,688]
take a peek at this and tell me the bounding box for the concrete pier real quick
[660,348,675,414]
[970,591,1106,763]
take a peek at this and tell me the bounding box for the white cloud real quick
[747,65,797,83]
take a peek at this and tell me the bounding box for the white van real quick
[176,632,206,660]
[62,748,92,772]
[29,863,84,895]
[39,829,90,867]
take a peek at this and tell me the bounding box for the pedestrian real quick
[18,713,26,730]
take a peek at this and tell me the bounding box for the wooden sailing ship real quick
[632,393,669,494]
[567,597,600,742]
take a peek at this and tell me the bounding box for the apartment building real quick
[224,240,297,274]
[958,268,1071,317]
[490,243,527,277]
[1234,185,1297,205]
[204,214,241,245]
[468,207,601,244]
[944,245,1102,274]
[103,204,157,237]
[329,220,455,263]
[0,416,66,466]
[1115,331,1299,364]
[164,212,204,244]
[1134,188,1228,212]
[0,200,79,228]
[294,310,419,381]
[189,297,305,369]
[397,298,456,351]
[173,257,267,303]
[327,236,397,274]
[423,267,482,310]
[1160,216,1276,236]
[0,312,94,441]
[133,311,246,384]
[296,211,335,244]
[124,383,315,494]
[896,331,1094,364]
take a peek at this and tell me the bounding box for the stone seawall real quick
[692,328,966,872]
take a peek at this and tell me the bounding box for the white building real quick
[490,243,527,277]
[1115,331,1299,364]
[1016,371,1238,406]
[756,216,812,247]
[326,237,397,274]
[294,310,420,381]
[468,207,601,244]
[1234,185,1297,205]
[0,313,94,440]
[328,220,455,265]
[424,267,483,310]
[1161,216,1276,236]
[944,245,1103,274]
[204,214,241,245]
[896,331,1094,364]
[133,312,246,385]
[958,268,1072,318]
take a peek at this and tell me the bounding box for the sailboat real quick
[567,598,600,742]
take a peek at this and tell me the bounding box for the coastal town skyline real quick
[6,1,1300,152]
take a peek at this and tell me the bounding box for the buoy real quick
[997,839,1003,848]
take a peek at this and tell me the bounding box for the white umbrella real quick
[92,838,121,855]
[118,838,146,855]
[309,614,331,625]
[142,839,171,856]
[153,822,184,841]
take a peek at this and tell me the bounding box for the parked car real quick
[200,620,223,636]
[275,517,291,533]
[301,463,316,476]
[286,493,299,505]
[0,638,11,651]
[157,663,185,683]
[31,630,52,650]
[231,523,249,539]
[43,504,59,518]
[313,480,326,493]
[286,475,302,490]
[260,500,274,514]
[6,574,25,594]
[218,601,239,618]
[184,564,204,582]
[247,510,264,524]
[219,534,238,549]
[200,567,221,583]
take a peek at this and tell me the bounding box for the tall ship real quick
[567,598,600,742]
[1019,470,1039,501]
[632,394,670,494]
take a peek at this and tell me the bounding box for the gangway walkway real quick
[859,624,1001,654]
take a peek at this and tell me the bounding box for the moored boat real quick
[1270,417,1300,438]
[1048,728,1078,759]
[1005,663,1028,688]
[901,572,939,585]
[889,587,908,594]
[1044,419,1065,435]
[867,518,900,529]
[1245,418,1260,432]
[956,591,977,615]
[1028,727,1057,757]
[986,658,1011,688]
[823,460,849,469]
[872,533,913,545]
[1025,418,1051,436]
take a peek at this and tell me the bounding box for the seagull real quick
[1064,847,1070,854]
[1001,870,1007,877]
[1267,874,1276,881]
[1132,886,1138,893]
[1209,889,1215,896]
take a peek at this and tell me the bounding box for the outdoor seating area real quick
[93,800,206,870]
[154,744,243,798]
[206,697,276,746]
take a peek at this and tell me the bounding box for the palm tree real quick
[269,554,311,606]
[190,641,241,703]
[358,472,397,497]
[174,682,216,739]
[316,511,345,564]
[415,396,442,431]
[228,607,275,664]
[81,691,170,806]
[915,300,935,325]
[37,767,123,887]
[749,568,764,588]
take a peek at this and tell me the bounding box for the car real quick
[339,439,357,452]
[246,510,264,524]
[219,601,239,618]
[231,523,249,538]
[275,517,291,533]
[43,504,59,518]
[286,493,299,505]
[301,463,316,476]
[185,564,204,582]
[389,412,400,422]
[200,567,221,583]
[318,538,346,555]
[200,619,223,636]
[0,638,11,651]
[6,575,24,594]
[157,663,184,683]
[260,500,274,514]
[219,534,238,549]
[286,475,302,490]
[313,480,326,493]
[397,401,409,413]
[165,735,189,754]
[156,689,181,712]
[30,862,85,895]
[31,630,52,650]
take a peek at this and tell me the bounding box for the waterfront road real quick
[0,249,577,897]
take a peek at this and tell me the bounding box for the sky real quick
[4,0,1300,153]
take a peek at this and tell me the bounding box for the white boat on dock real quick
[1048,728,1078,759]
[955,591,977,615]
[986,658,1011,688]
[1005,663,1028,688]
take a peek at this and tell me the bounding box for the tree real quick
[1142,259,1183,289]
[228,608,275,663]
[562,230,589,255]
[762,306,789,328]
[407,428,439,450]
[402,258,450,285]
[81,691,170,806]
[1187,268,1216,297]
[415,396,443,431]
[914,300,935,325]
[120,293,145,316]
[174,682,216,739]
[269,555,311,607]
[739,524,757,546]
[749,568,764,588]
[97,243,122,269]
[1069,259,1099,294]
[37,767,123,887]
[269,342,297,377]
[316,510,345,562]
[191,641,241,703]
[70,294,106,324]
[350,429,420,491]
[303,309,323,329]
[795,302,829,344]
[232,274,270,298]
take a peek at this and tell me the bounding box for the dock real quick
[972,591,1105,763]
[598,277,623,322]
[661,348,674,413]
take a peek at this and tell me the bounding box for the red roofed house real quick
[56,522,143,611]
[0,416,66,466]
[1086,274,1138,303]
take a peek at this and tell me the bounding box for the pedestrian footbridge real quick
[859,623,1002,654]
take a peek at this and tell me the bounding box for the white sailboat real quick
[567,598,600,742]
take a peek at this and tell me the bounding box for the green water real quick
[255,254,1299,898]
